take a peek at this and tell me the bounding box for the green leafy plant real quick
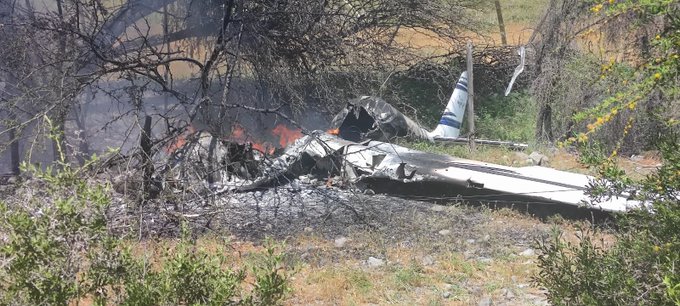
[0,142,291,305]
[536,1,680,305]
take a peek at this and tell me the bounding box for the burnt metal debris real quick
[162,128,639,216]
[156,71,639,215]
[329,96,431,142]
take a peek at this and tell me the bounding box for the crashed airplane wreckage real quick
[165,72,640,215]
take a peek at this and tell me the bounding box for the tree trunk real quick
[535,103,553,142]
[140,115,155,201]
[494,0,507,45]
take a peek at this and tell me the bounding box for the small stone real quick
[478,296,493,306]
[304,226,313,232]
[431,205,446,212]
[516,283,529,289]
[442,291,451,299]
[300,176,311,184]
[287,181,301,192]
[438,229,452,236]
[529,151,548,166]
[443,283,454,290]
[503,288,515,299]
[524,158,535,166]
[6,176,17,185]
[367,257,385,267]
[477,257,493,263]
[363,189,376,195]
[482,234,491,242]
[466,239,476,244]
[334,237,349,248]
[519,248,535,257]
[421,255,435,266]
[514,152,530,161]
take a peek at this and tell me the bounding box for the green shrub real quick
[476,91,537,142]
[535,137,680,306]
[0,161,291,305]
[537,1,680,304]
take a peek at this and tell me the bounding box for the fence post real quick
[466,41,476,151]
[495,0,508,45]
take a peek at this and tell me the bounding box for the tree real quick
[536,1,680,304]
[0,0,488,174]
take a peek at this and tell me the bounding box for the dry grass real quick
[272,206,580,305]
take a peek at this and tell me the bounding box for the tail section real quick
[429,71,469,138]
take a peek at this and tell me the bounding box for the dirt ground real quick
[204,193,610,306]
[196,145,651,306]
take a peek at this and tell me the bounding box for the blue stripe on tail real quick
[439,117,462,129]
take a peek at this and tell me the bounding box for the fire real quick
[229,124,247,141]
[165,125,196,153]
[251,143,275,155]
[272,124,302,147]
[226,124,276,154]
[167,123,303,156]
[327,128,340,135]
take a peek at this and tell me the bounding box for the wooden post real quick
[141,115,154,201]
[9,123,19,175]
[466,41,476,151]
[494,0,508,45]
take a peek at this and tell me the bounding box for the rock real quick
[466,239,476,244]
[363,188,376,195]
[442,291,451,299]
[502,288,515,299]
[299,175,311,184]
[529,151,549,166]
[400,240,414,248]
[287,181,301,192]
[6,176,18,185]
[421,255,435,266]
[431,205,446,212]
[334,237,349,248]
[482,234,491,242]
[477,257,493,263]
[519,248,535,257]
[438,229,452,236]
[443,283,454,290]
[516,283,529,289]
[524,158,535,166]
[478,296,493,306]
[526,294,549,306]
[303,226,313,233]
[514,152,530,161]
[367,257,385,267]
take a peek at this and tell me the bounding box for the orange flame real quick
[167,123,303,156]
[165,125,196,153]
[251,142,275,155]
[226,124,276,154]
[272,124,302,147]
[229,124,247,141]
[327,128,340,135]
